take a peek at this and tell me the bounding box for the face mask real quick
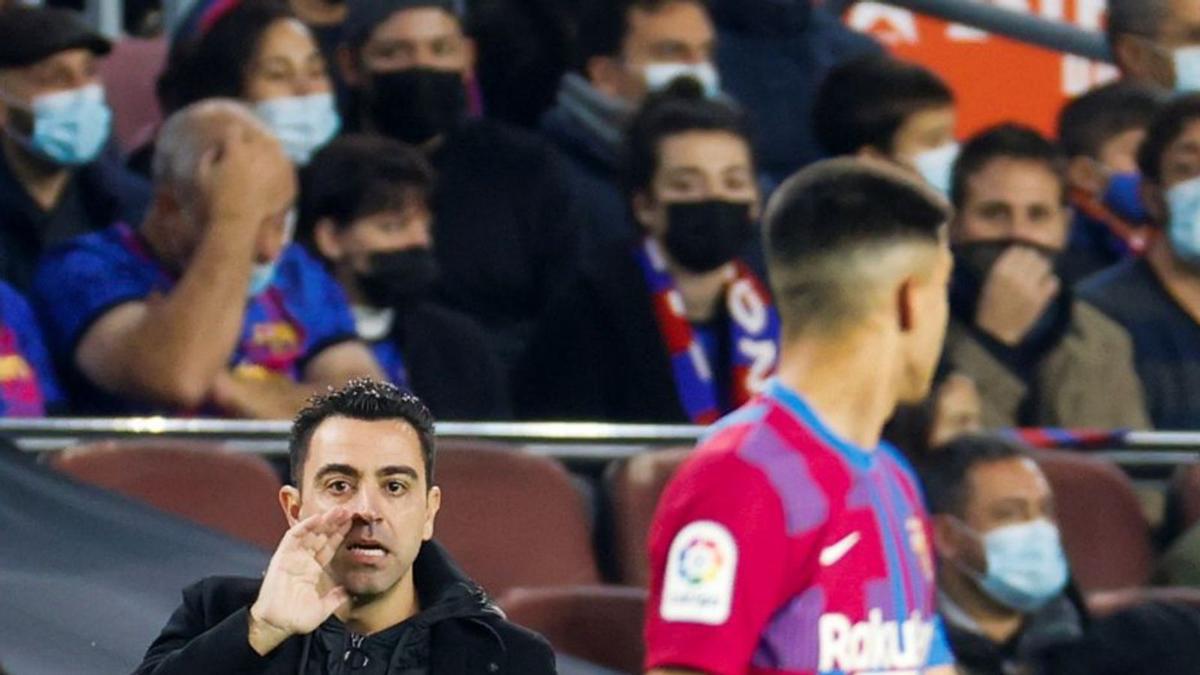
[913,142,959,196]
[367,68,467,146]
[953,240,1059,286]
[247,261,278,298]
[955,518,1069,613]
[7,83,112,166]
[356,247,440,309]
[1175,46,1200,93]
[253,92,341,165]
[643,62,721,98]
[1167,174,1200,266]
[662,200,754,273]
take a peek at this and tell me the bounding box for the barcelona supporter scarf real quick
[634,238,780,424]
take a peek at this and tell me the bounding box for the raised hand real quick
[195,124,292,235]
[248,507,353,655]
[974,247,1060,347]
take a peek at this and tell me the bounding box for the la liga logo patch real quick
[661,520,738,625]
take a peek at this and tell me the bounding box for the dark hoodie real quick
[134,541,556,675]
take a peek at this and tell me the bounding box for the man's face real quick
[0,48,100,131]
[282,417,441,599]
[633,129,759,239]
[954,158,1069,252]
[592,0,715,104]
[891,105,957,170]
[359,8,473,78]
[320,193,434,275]
[1098,127,1146,176]
[937,457,1056,577]
[1114,0,1200,89]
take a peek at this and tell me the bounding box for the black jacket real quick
[134,541,556,675]
[515,241,692,423]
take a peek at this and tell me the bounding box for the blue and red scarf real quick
[635,239,780,424]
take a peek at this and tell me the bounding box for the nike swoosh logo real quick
[819,532,862,567]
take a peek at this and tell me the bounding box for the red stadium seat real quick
[1033,448,1155,593]
[1169,462,1200,533]
[49,440,288,551]
[500,585,646,673]
[432,443,601,598]
[605,448,691,587]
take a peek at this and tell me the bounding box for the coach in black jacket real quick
[134,380,554,674]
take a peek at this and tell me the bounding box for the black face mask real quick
[366,68,467,146]
[662,200,755,273]
[953,240,1060,286]
[356,248,440,310]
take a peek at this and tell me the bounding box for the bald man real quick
[32,99,383,417]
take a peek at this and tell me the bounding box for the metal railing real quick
[5,418,1200,467]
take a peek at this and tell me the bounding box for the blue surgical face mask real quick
[643,62,721,98]
[6,83,112,166]
[955,517,1069,613]
[247,210,296,298]
[1167,174,1200,266]
[1175,47,1200,93]
[253,92,341,165]
[913,142,959,196]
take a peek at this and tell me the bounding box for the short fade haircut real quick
[289,378,437,487]
[1058,82,1163,159]
[950,123,1067,209]
[764,157,950,337]
[813,55,954,157]
[1106,0,1170,46]
[624,78,751,196]
[574,0,709,69]
[1138,93,1200,185]
[298,134,435,256]
[916,433,1028,518]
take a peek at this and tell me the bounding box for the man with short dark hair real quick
[644,158,956,674]
[944,123,1148,429]
[1080,94,1200,429]
[813,55,958,193]
[540,0,718,250]
[0,6,149,291]
[917,434,1084,675]
[336,0,584,370]
[1056,81,1163,283]
[1107,0,1200,91]
[135,378,556,674]
[300,134,511,420]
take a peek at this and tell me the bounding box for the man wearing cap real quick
[336,0,584,373]
[0,7,149,291]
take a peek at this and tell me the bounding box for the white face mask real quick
[1167,174,1200,266]
[1175,46,1200,93]
[643,62,721,98]
[912,142,960,196]
[253,92,341,165]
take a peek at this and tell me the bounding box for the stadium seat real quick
[49,440,288,551]
[1034,448,1155,593]
[432,443,601,597]
[1087,586,1200,617]
[500,585,646,674]
[606,448,691,586]
[1169,462,1200,533]
[98,37,167,153]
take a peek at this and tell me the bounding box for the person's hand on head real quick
[248,507,354,655]
[974,247,1060,346]
[196,126,291,235]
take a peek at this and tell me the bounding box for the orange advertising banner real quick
[843,0,1119,139]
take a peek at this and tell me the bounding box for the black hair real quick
[1105,0,1170,47]
[1057,81,1163,159]
[156,0,294,114]
[915,433,1027,518]
[950,123,1067,209]
[289,378,437,487]
[1138,93,1200,185]
[624,78,751,196]
[812,55,954,158]
[298,133,435,255]
[574,0,709,69]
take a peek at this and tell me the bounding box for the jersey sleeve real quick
[644,444,820,675]
[0,282,65,410]
[31,239,154,363]
[278,246,358,368]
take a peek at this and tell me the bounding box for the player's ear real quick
[931,514,960,560]
[897,277,917,333]
[279,485,302,527]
